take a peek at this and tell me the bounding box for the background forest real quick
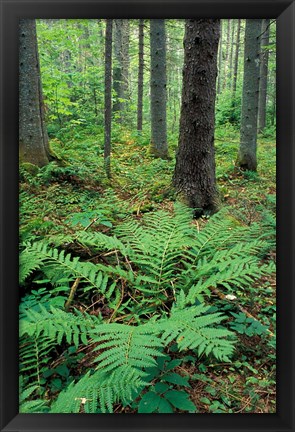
[19,19,276,414]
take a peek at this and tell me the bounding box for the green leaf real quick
[138,392,162,413]
[50,378,63,391]
[205,385,217,396]
[158,397,174,413]
[154,382,169,394]
[164,390,196,411]
[200,397,211,404]
[162,372,190,387]
[55,364,69,378]
[165,359,183,370]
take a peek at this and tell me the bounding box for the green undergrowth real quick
[19,128,276,414]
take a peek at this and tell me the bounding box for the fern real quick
[19,204,275,412]
[21,205,275,305]
[50,368,146,413]
[20,241,115,296]
[20,303,236,412]
[20,303,235,376]
[155,304,236,361]
[19,247,45,284]
[19,377,48,413]
[20,304,99,347]
[19,334,56,385]
[91,323,164,374]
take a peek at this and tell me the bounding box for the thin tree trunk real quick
[223,19,231,90]
[137,19,144,132]
[173,19,220,215]
[104,19,113,178]
[217,20,223,96]
[150,19,168,159]
[19,19,50,167]
[258,19,270,133]
[228,20,235,85]
[271,80,276,126]
[238,19,262,171]
[232,19,241,101]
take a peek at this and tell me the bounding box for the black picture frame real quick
[0,0,294,431]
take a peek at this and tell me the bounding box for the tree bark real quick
[113,19,130,121]
[150,19,168,159]
[19,19,50,167]
[217,20,223,96]
[258,19,270,133]
[228,20,235,85]
[231,19,241,101]
[104,19,113,178]
[137,19,144,132]
[238,19,262,171]
[173,19,220,215]
[223,19,231,90]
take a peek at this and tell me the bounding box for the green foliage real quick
[138,388,195,413]
[19,299,236,412]
[50,368,145,413]
[229,312,269,336]
[138,355,195,413]
[19,17,276,414]
[19,203,276,412]
[19,377,49,413]
[216,88,242,127]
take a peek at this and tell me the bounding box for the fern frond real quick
[19,333,56,397]
[19,377,49,413]
[154,305,236,361]
[19,246,45,284]
[20,242,114,295]
[185,259,275,305]
[50,368,146,413]
[20,304,99,347]
[91,323,164,373]
[77,231,128,256]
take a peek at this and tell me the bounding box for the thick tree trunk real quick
[258,19,270,133]
[150,19,168,159]
[113,19,130,121]
[137,19,144,132]
[19,19,50,167]
[238,19,262,171]
[173,19,220,215]
[104,19,113,178]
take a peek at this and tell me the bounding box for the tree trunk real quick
[19,19,50,167]
[238,19,262,171]
[104,19,113,178]
[271,81,276,126]
[173,19,220,216]
[223,19,231,90]
[228,20,235,85]
[258,19,270,133]
[217,20,223,96]
[113,19,130,121]
[150,19,168,159]
[137,19,144,132]
[231,19,241,100]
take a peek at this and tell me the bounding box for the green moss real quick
[20,162,40,176]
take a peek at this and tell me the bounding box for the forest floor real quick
[19,128,276,413]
